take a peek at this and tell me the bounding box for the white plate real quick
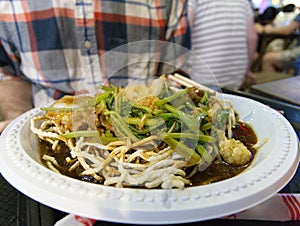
[0,94,299,224]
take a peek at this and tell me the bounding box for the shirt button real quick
[84,41,91,49]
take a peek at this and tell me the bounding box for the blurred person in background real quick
[0,0,191,133]
[266,4,298,52]
[255,6,278,26]
[274,4,298,27]
[253,6,278,63]
[259,13,300,73]
[188,0,258,90]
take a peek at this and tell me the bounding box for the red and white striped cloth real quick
[55,215,95,226]
[55,193,300,226]
[224,193,300,221]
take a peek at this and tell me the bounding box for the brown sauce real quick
[39,140,102,184]
[39,121,258,187]
[189,122,258,186]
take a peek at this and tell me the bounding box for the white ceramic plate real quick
[0,94,299,224]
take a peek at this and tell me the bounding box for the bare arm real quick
[0,79,33,133]
[264,20,299,35]
[240,17,258,89]
[247,18,258,70]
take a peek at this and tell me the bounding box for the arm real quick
[0,78,33,133]
[0,40,33,132]
[188,0,196,27]
[264,20,299,35]
[254,22,265,34]
[245,17,258,83]
[247,18,258,71]
[240,17,258,90]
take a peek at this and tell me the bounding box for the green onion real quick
[200,122,211,131]
[41,107,86,112]
[87,91,112,107]
[163,137,201,166]
[155,89,188,106]
[60,130,99,138]
[108,111,139,142]
[196,144,213,162]
[132,104,153,114]
[60,131,119,144]
[164,132,215,143]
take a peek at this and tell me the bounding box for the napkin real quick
[55,215,96,226]
[224,193,300,221]
[54,193,300,225]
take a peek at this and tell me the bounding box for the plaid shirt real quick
[0,0,190,106]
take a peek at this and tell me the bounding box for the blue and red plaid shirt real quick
[0,0,190,106]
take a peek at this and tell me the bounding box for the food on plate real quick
[31,75,263,189]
